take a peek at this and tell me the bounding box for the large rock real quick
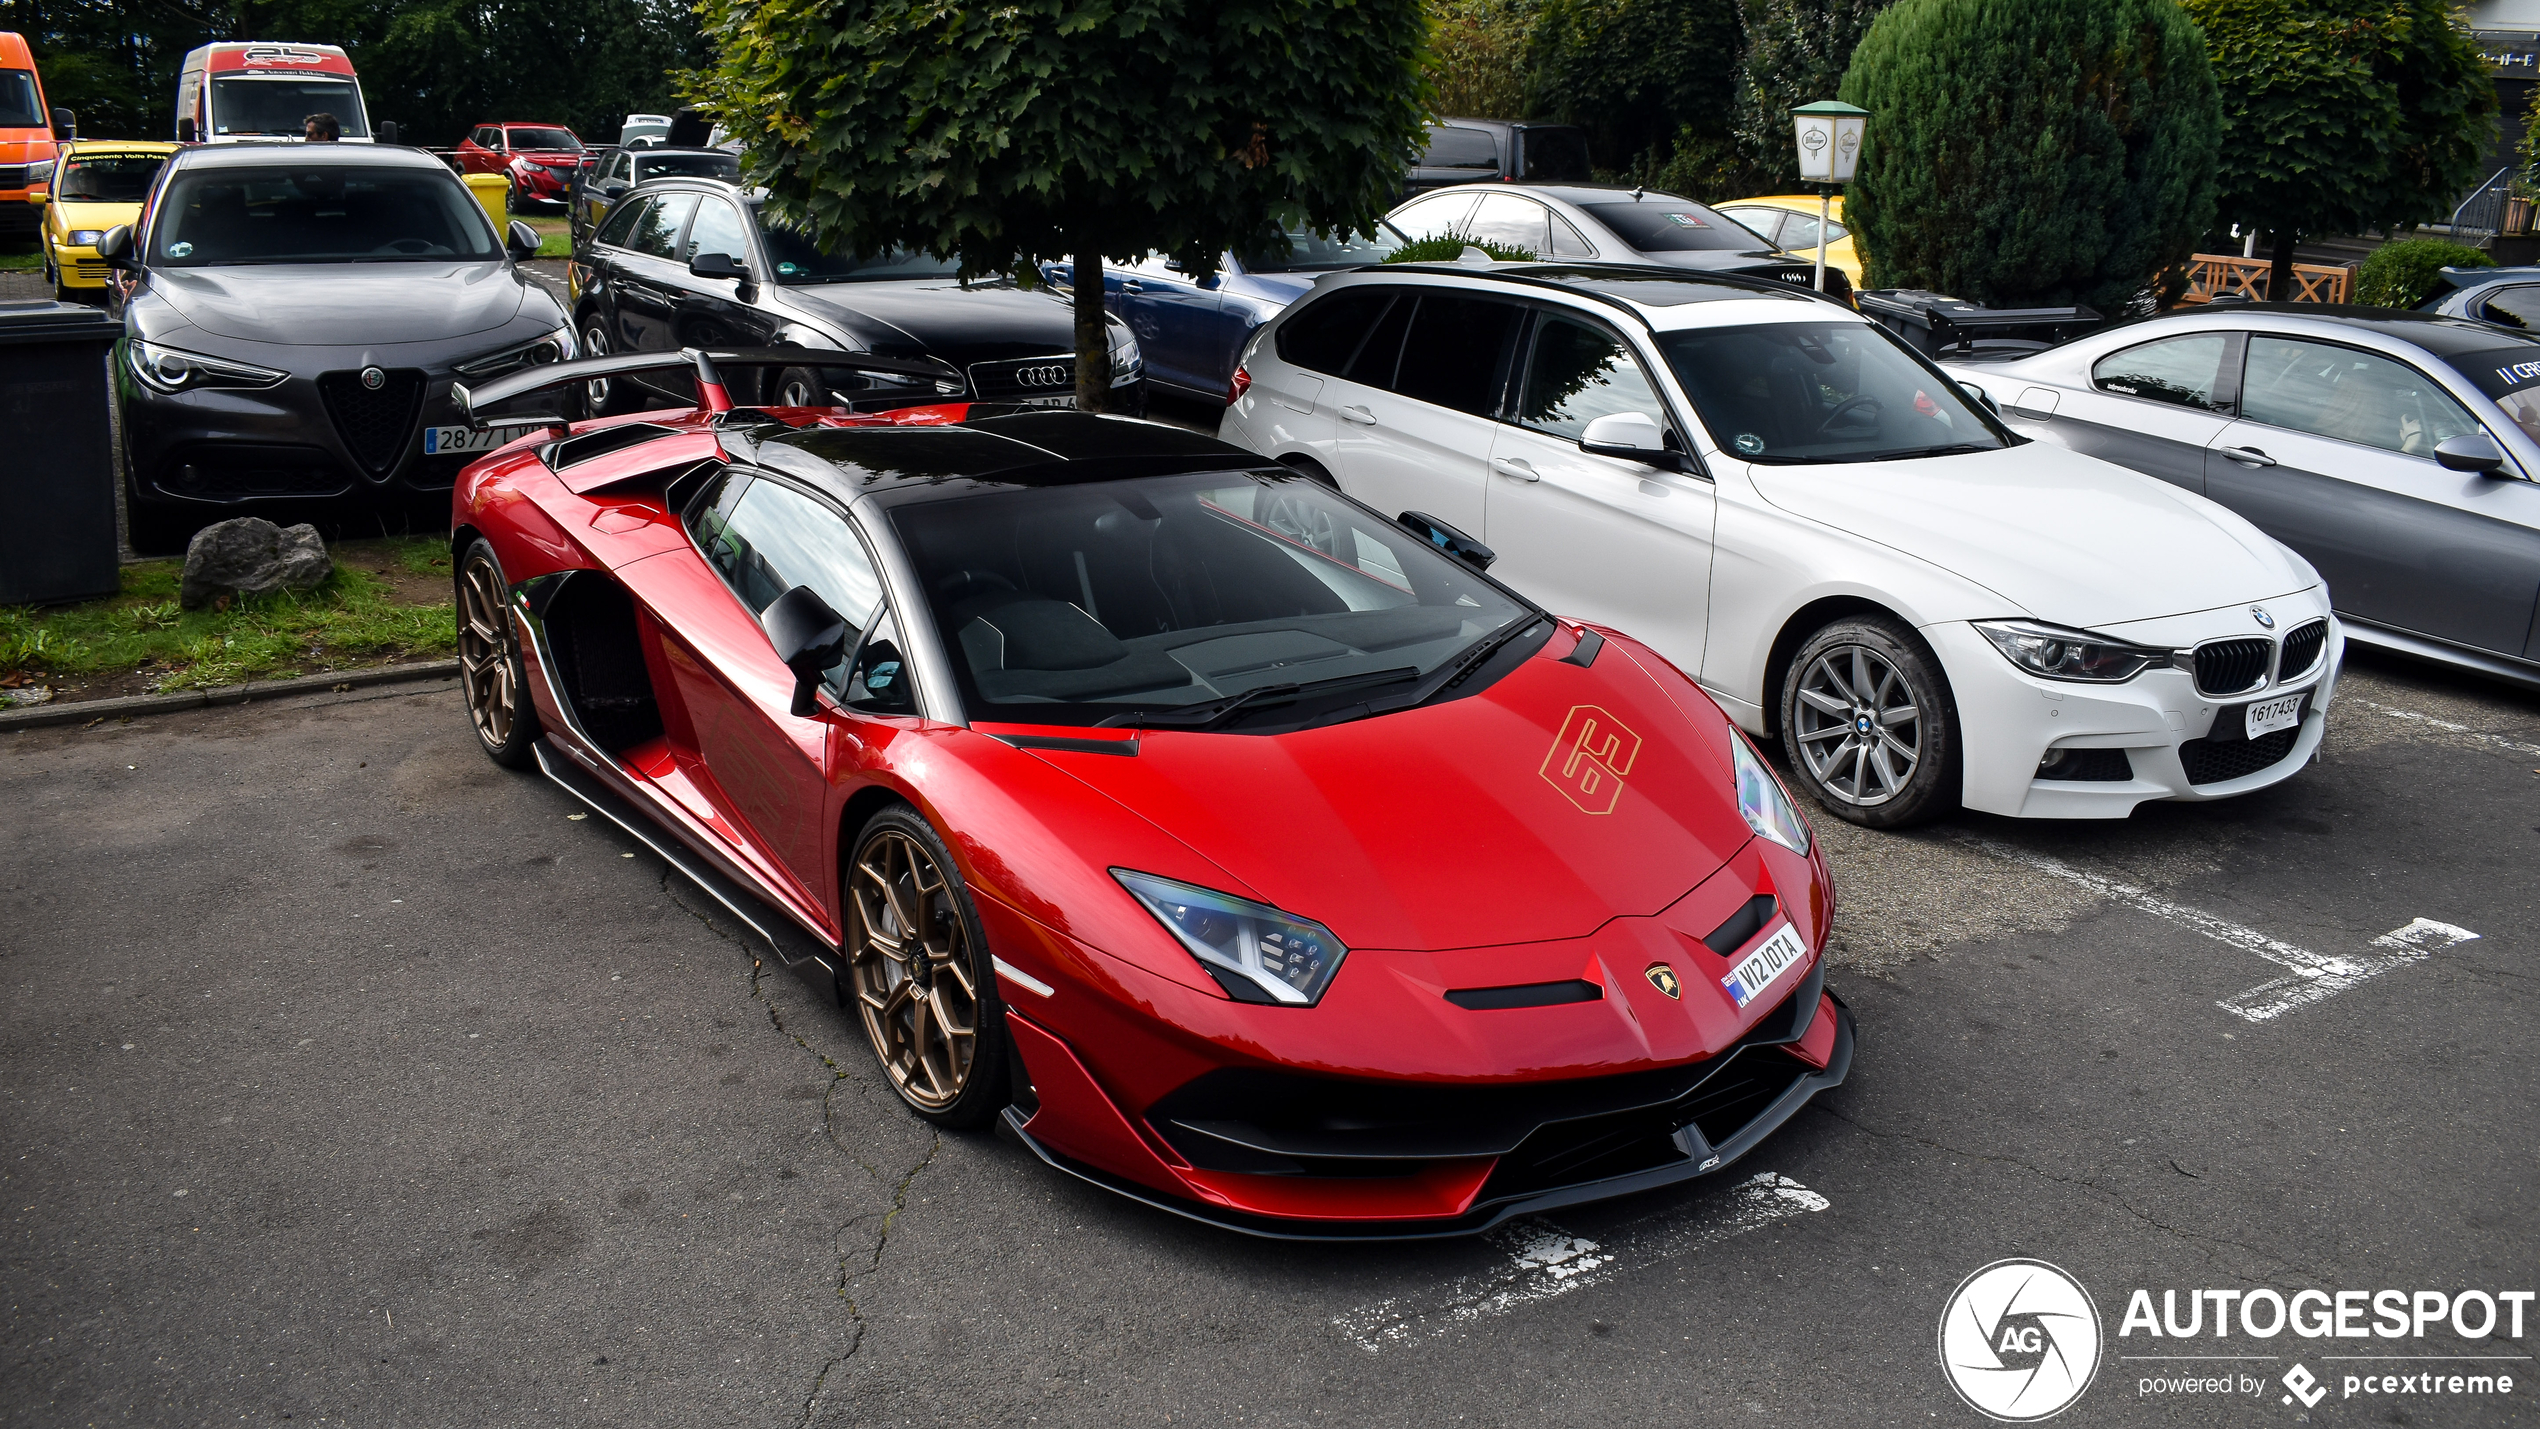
[179,519,333,610]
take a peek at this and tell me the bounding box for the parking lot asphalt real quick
[3,647,2534,1428]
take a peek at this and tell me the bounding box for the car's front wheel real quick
[456,537,542,769]
[844,805,1010,1129]
[1779,614,1959,828]
[579,316,624,414]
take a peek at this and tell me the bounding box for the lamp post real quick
[1791,99,1867,293]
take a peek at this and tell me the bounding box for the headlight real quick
[24,159,53,185]
[454,324,577,377]
[1106,319,1141,385]
[1113,869,1345,1005]
[125,339,287,394]
[1731,732,1811,857]
[66,229,104,246]
[1972,619,2161,683]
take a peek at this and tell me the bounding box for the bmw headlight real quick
[1106,318,1141,385]
[126,339,287,394]
[454,324,577,377]
[1113,869,1345,1005]
[67,229,104,246]
[1973,619,2161,683]
[1732,732,1811,857]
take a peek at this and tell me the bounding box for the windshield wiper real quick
[1869,442,1999,461]
[1093,665,1421,730]
[1375,616,1547,714]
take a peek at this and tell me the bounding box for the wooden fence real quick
[2176,254,2352,305]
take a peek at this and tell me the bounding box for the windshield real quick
[2445,343,2540,445]
[1237,227,1401,273]
[208,77,368,138]
[0,70,39,128]
[150,165,499,265]
[507,127,579,151]
[1581,201,1762,253]
[1662,320,2008,463]
[890,471,1536,731]
[60,153,166,203]
[635,152,740,184]
[758,222,964,283]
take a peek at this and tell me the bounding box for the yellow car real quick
[36,140,177,300]
[1714,194,1864,288]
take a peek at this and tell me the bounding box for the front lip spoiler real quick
[1000,995,1854,1242]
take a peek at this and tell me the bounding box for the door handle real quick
[1339,404,1377,425]
[2218,445,2276,468]
[1491,456,1540,482]
[1120,280,1145,293]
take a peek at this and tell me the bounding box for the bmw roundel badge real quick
[360,365,387,391]
[2250,605,2275,629]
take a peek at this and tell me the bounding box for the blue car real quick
[1042,228,1400,401]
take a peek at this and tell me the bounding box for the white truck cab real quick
[176,43,372,144]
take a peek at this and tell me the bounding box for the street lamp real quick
[1791,99,1868,293]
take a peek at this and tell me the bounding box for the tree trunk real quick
[1072,246,1111,415]
[2269,229,2299,304]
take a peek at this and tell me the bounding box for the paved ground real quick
[3,642,2534,1428]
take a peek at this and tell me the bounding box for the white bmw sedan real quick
[1216,263,2340,827]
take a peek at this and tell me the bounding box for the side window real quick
[594,196,652,250]
[1389,191,1481,243]
[628,192,699,260]
[1346,291,1417,387]
[1466,193,1551,256]
[844,609,917,714]
[2241,336,2481,457]
[687,472,887,690]
[1549,215,1596,259]
[2478,286,2540,330]
[683,198,749,263]
[1393,293,1524,416]
[607,152,631,184]
[1720,207,1783,246]
[1822,219,1850,242]
[1780,213,1824,251]
[1517,315,1668,442]
[2092,334,2228,411]
[1276,287,1399,376]
[1419,125,1500,170]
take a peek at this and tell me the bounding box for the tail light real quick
[1226,365,1251,407]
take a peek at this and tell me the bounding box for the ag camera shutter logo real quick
[1939,1259,2103,1421]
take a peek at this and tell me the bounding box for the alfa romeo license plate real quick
[2242,692,2306,740]
[1722,923,1808,1010]
[423,423,542,456]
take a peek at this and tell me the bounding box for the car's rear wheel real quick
[457,537,541,769]
[1779,615,1958,828]
[845,806,1009,1128]
[772,366,825,409]
[579,317,624,414]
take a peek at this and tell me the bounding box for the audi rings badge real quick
[1014,364,1070,389]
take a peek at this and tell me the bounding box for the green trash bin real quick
[0,299,121,605]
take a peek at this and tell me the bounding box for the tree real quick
[1525,0,1741,174]
[1731,0,1894,188]
[1428,0,1534,120]
[1840,0,2221,313]
[2181,0,2496,300]
[687,0,1432,412]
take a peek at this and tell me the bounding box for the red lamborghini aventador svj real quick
[446,348,1853,1238]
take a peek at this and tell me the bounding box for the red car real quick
[456,121,589,208]
[446,349,1853,1238]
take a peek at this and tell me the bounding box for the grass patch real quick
[0,241,42,272]
[1,536,456,691]
[526,214,574,259]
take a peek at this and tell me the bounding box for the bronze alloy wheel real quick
[457,539,540,768]
[848,818,990,1116]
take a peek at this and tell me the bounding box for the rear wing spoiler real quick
[451,346,963,428]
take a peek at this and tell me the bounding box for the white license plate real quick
[423,423,543,456]
[2243,692,2306,740]
[1722,923,1809,1010]
[1014,394,1076,408]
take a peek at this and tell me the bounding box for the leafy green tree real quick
[1525,0,1741,173]
[2181,0,2496,300]
[687,0,1433,412]
[1840,0,2221,312]
[1731,0,1893,189]
[1427,0,1535,119]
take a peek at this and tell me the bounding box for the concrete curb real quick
[0,660,461,732]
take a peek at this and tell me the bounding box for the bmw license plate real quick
[423,423,544,456]
[1722,923,1808,1010]
[2242,692,2307,740]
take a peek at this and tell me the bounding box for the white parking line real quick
[1332,1172,1827,1352]
[1954,837,2478,1022]
[2346,698,2540,757]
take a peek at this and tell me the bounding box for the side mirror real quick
[690,251,748,281]
[506,219,540,259]
[377,121,401,146]
[1578,411,1673,466]
[50,107,74,140]
[601,182,626,198]
[94,224,134,268]
[762,585,851,717]
[176,117,197,145]
[1396,510,1497,571]
[2435,432,2508,475]
[1957,379,2001,416]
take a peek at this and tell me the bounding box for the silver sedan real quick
[1947,308,2540,689]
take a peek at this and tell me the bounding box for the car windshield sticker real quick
[2448,347,2540,399]
[1734,432,1766,455]
[168,241,192,257]
[1664,212,1709,228]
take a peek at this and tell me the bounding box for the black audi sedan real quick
[565,176,1144,417]
[97,143,570,550]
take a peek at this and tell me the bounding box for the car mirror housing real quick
[94,224,134,268]
[1578,411,1673,467]
[50,107,74,141]
[2435,433,2508,476]
[506,220,540,259]
[1957,379,2001,416]
[690,251,749,281]
[762,585,851,717]
[1395,510,1497,571]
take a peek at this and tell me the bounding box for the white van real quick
[175,43,372,143]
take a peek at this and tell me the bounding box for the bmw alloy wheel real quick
[848,823,983,1113]
[1792,645,1921,807]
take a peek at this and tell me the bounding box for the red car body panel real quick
[453,388,1851,1238]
